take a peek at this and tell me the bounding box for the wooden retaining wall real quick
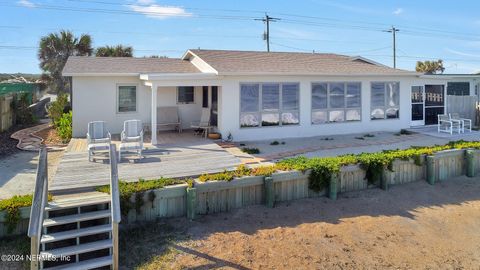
[0,94,14,132]
[194,176,265,215]
[0,207,30,238]
[126,184,187,223]
[433,149,465,182]
[390,158,426,185]
[339,165,367,192]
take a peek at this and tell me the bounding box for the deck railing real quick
[28,146,48,270]
[109,145,121,269]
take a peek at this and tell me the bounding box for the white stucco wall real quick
[216,75,449,141]
[72,77,208,137]
[72,76,150,137]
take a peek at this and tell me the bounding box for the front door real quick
[424,85,445,125]
[411,86,424,126]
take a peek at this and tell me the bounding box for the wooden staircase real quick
[29,146,121,270]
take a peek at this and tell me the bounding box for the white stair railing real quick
[28,146,48,270]
[109,145,121,269]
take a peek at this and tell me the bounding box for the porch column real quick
[151,84,158,145]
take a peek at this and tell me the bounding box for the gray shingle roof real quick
[63,56,200,75]
[187,49,416,75]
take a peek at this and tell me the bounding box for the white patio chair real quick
[449,113,472,133]
[191,108,212,138]
[155,106,182,133]
[119,120,144,160]
[87,121,111,162]
[438,114,461,135]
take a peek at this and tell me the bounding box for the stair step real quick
[43,210,111,227]
[43,255,113,270]
[41,224,112,244]
[40,239,112,258]
[46,196,110,211]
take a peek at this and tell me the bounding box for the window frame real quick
[116,84,138,114]
[370,81,400,120]
[239,82,300,128]
[177,86,195,104]
[311,81,362,124]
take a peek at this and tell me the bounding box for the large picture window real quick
[177,86,195,104]
[370,82,400,120]
[117,85,137,113]
[240,83,299,128]
[311,82,361,124]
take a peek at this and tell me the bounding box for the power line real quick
[255,13,280,52]
[384,26,399,68]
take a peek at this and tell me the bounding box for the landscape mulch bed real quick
[34,125,66,146]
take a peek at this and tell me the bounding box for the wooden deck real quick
[50,132,241,193]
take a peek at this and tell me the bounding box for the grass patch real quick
[363,133,375,138]
[355,137,365,140]
[0,194,53,233]
[96,178,184,215]
[270,141,279,145]
[242,147,260,154]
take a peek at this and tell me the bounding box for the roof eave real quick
[140,72,218,80]
[216,71,420,77]
[62,72,140,77]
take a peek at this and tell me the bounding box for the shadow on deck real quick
[50,131,241,194]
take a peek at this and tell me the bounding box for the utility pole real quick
[255,13,280,52]
[384,26,399,68]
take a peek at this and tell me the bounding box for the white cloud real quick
[393,8,404,15]
[128,1,192,20]
[17,0,36,8]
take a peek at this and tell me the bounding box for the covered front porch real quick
[142,73,222,145]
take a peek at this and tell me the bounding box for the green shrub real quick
[242,147,260,154]
[96,178,183,216]
[57,111,72,143]
[0,194,52,233]
[12,93,36,125]
[47,93,68,126]
[251,166,276,176]
[270,141,279,145]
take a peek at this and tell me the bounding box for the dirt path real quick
[152,176,480,269]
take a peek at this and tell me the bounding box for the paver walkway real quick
[10,122,49,151]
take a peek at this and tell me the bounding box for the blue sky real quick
[0,0,479,74]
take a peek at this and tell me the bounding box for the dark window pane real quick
[425,85,444,107]
[447,82,470,96]
[178,86,194,103]
[240,84,259,112]
[202,86,208,108]
[412,104,423,121]
[425,107,444,125]
[312,83,327,109]
[411,86,424,103]
[118,86,136,112]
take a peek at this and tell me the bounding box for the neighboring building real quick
[62,49,480,142]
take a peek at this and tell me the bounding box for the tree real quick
[95,45,133,57]
[415,60,445,74]
[38,30,93,93]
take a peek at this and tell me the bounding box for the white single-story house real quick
[62,49,480,143]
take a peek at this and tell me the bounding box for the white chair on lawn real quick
[438,114,461,135]
[449,113,472,133]
[119,120,144,161]
[87,121,111,162]
[190,108,211,138]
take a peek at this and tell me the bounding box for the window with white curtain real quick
[370,82,400,120]
[240,83,299,128]
[311,82,361,124]
[117,85,137,113]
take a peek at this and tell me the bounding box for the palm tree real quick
[38,30,92,93]
[95,45,133,57]
[415,60,445,74]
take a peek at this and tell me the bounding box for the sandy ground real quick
[141,176,480,270]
